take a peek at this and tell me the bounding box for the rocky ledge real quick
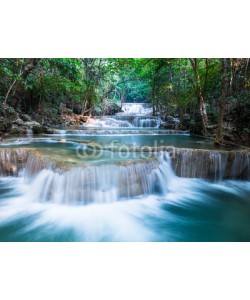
[0,147,249,181]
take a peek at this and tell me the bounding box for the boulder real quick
[20,114,32,122]
[25,121,41,128]
[166,115,175,122]
[32,125,49,134]
[102,103,122,115]
[13,118,25,126]
[183,114,190,120]
[79,116,89,123]
[10,124,26,135]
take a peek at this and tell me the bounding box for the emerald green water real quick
[0,134,248,242]
[0,134,222,165]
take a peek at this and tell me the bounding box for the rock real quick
[32,125,49,134]
[160,122,172,129]
[6,117,43,135]
[25,121,41,128]
[13,118,25,126]
[10,124,26,135]
[69,119,77,125]
[32,114,44,124]
[166,115,175,122]
[20,114,32,122]
[102,103,122,115]
[0,106,17,132]
[160,120,180,129]
[183,114,190,120]
[80,116,89,122]
[46,128,57,134]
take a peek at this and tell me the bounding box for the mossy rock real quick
[32,125,49,134]
[10,125,26,135]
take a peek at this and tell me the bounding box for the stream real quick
[0,103,249,242]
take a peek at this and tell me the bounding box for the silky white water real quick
[0,174,250,241]
[23,152,174,205]
[120,103,153,115]
[0,148,250,241]
[81,103,161,128]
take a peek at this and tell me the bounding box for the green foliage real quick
[0,58,249,121]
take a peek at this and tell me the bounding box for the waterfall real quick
[81,116,162,128]
[102,118,133,128]
[82,117,133,128]
[22,148,249,207]
[103,116,162,128]
[26,129,33,136]
[54,129,186,135]
[120,103,153,115]
[24,154,55,180]
[24,152,175,205]
[79,103,163,128]
[0,148,249,188]
[59,130,67,135]
[116,103,162,127]
[132,116,161,128]
[170,148,250,180]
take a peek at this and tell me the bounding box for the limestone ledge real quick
[0,147,249,180]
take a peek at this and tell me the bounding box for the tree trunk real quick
[4,79,18,106]
[190,58,209,136]
[229,58,234,95]
[215,58,227,144]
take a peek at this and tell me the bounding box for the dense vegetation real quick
[0,58,249,144]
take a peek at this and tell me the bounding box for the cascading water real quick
[0,143,250,241]
[171,148,250,180]
[81,103,162,128]
[102,118,133,128]
[0,147,249,180]
[132,116,161,128]
[24,152,174,205]
[114,103,161,128]
[120,103,153,115]
[82,116,133,128]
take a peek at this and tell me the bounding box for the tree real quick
[5,58,40,109]
[215,58,227,144]
[189,58,209,136]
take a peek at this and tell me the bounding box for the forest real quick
[0,58,249,145]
